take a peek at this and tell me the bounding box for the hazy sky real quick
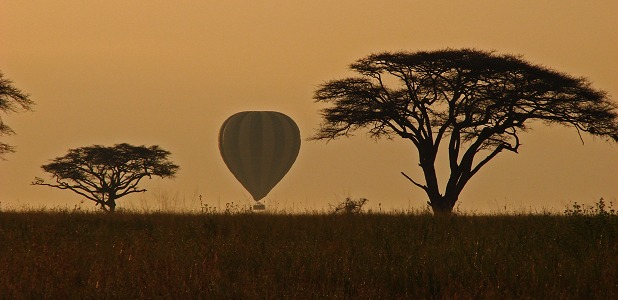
[1,1,617,213]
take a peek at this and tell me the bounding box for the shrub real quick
[564,198,615,217]
[332,197,368,214]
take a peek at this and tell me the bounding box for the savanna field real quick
[0,208,617,299]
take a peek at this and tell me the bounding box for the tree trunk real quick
[108,202,116,213]
[105,195,117,213]
[428,194,457,215]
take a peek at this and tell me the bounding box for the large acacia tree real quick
[312,49,618,214]
[33,143,179,212]
[0,72,34,158]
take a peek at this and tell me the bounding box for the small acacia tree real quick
[312,49,618,215]
[33,143,179,212]
[1,72,34,158]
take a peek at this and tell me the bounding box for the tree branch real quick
[31,180,101,204]
[401,171,428,192]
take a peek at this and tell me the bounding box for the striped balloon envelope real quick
[218,111,301,201]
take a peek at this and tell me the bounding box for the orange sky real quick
[1,1,617,213]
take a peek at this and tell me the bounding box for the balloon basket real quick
[252,203,266,211]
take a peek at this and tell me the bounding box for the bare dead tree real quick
[33,143,179,212]
[311,49,618,215]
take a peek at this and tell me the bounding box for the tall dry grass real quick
[0,210,616,298]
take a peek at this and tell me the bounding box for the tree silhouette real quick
[33,143,179,212]
[312,49,618,214]
[0,72,34,158]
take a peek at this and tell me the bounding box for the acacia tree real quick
[1,72,34,158]
[33,143,179,212]
[312,49,618,215]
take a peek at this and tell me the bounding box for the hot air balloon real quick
[218,111,301,207]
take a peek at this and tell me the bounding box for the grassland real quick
[0,210,616,299]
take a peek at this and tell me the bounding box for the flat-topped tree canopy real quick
[312,48,618,214]
[33,143,179,212]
